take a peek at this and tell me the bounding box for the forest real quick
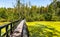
[0,0,60,22]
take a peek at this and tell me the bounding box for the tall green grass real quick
[26,21,60,37]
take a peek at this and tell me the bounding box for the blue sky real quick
[0,0,53,8]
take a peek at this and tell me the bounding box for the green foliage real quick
[0,0,60,22]
[57,1,60,8]
[44,13,52,21]
[0,8,7,19]
[28,24,60,37]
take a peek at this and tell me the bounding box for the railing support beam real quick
[0,28,1,37]
[11,23,12,34]
[6,25,9,37]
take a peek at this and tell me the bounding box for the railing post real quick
[0,28,1,37]
[10,23,12,35]
[6,25,9,37]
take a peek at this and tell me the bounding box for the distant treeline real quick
[0,0,60,22]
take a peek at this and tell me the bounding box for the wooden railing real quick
[0,19,29,37]
[0,19,21,37]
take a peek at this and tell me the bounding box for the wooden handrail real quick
[0,19,21,37]
[0,19,29,37]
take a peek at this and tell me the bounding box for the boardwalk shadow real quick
[28,24,60,37]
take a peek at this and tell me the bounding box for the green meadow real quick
[26,21,60,37]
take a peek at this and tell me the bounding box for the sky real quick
[0,0,53,8]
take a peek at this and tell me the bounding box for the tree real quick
[15,0,21,19]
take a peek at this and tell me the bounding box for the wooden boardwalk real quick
[10,20,29,37]
[0,19,29,37]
